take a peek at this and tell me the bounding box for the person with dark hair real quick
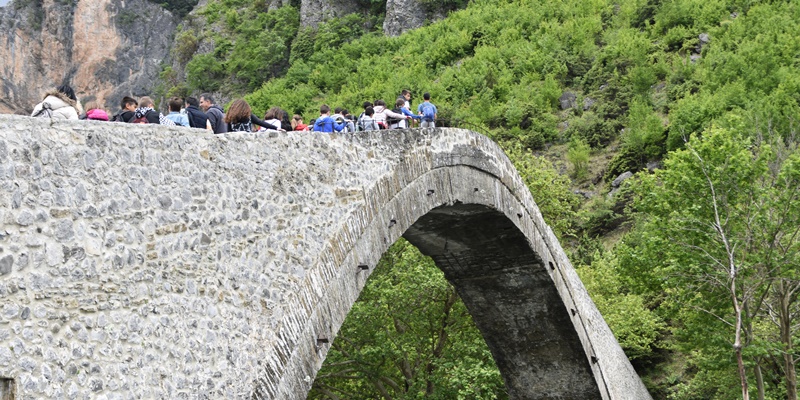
[417,92,438,128]
[31,84,80,120]
[331,107,355,133]
[388,98,411,129]
[111,96,137,122]
[165,97,190,127]
[373,99,408,129]
[200,93,227,134]
[224,99,280,133]
[312,104,345,133]
[130,96,161,124]
[358,106,379,131]
[262,107,288,132]
[184,97,209,130]
[397,89,411,109]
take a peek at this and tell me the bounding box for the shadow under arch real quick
[403,202,598,398]
[263,129,651,400]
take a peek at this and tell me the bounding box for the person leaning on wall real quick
[31,84,81,120]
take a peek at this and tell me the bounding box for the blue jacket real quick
[312,116,345,133]
[166,112,190,127]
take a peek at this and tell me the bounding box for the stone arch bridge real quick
[0,116,651,399]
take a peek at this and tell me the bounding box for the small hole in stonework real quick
[427,189,435,196]
[0,377,16,400]
[570,309,577,316]
[473,188,479,192]
[549,261,555,271]
[357,264,369,271]
[316,338,330,346]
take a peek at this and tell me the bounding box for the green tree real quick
[309,240,507,400]
[625,125,800,399]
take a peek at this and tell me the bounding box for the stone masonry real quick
[0,115,651,399]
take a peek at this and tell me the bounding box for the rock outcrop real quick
[383,0,427,36]
[299,0,360,29]
[0,0,179,114]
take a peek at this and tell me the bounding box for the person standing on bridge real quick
[417,92,437,128]
[184,96,210,130]
[165,97,190,127]
[31,85,80,120]
[200,93,227,134]
[111,96,138,123]
[312,105,345,133]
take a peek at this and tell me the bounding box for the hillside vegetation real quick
[175,0,800,398]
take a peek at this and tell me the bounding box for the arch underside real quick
[404,204,601,399]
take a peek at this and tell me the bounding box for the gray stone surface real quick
[560,91,577,110]
[383,0,427,36]
[0,115,651,399]
[299,0,360,28]
[612,171,634,188]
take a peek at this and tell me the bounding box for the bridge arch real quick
[0,116,649,399]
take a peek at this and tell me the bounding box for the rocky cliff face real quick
[0,0,457,115]
[297,0,451,36]
[299,0,361,29]
[0,0,179,114]
[383,0,426,37]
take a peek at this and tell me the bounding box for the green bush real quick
[567,138,591,180]
[565,111,617,148]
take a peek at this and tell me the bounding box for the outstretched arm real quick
[250,114,278,130]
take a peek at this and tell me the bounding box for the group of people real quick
[30,85,439,134]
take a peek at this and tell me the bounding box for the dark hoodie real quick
[206,104,227,134]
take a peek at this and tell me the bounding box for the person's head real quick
[84,101,100,112]
[292,114,303,129]
[199,93,214,111]
[185,96,199,108]
[342,109,350,117]
[401,89,411,100]
[138,96,155,108]
[319,104,330,115]
[423,92,431,101]
[168,97,183,112]
[395,98,406,109]
[225,99,252,124]
[334,107,343,115]
[374,99,386,107]
[365,106,374,117]
[362,101,373,110]
[57,84,76,101]
[264,106,283,120]
[121,96,137,111]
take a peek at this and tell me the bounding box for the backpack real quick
[32,102,53,118]
[130,115,148,124]
[386,108,403,126]
[421,103,435,121]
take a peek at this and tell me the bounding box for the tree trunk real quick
[733,285,750,400]
[778,281,798,400]
[754,361,765,400]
